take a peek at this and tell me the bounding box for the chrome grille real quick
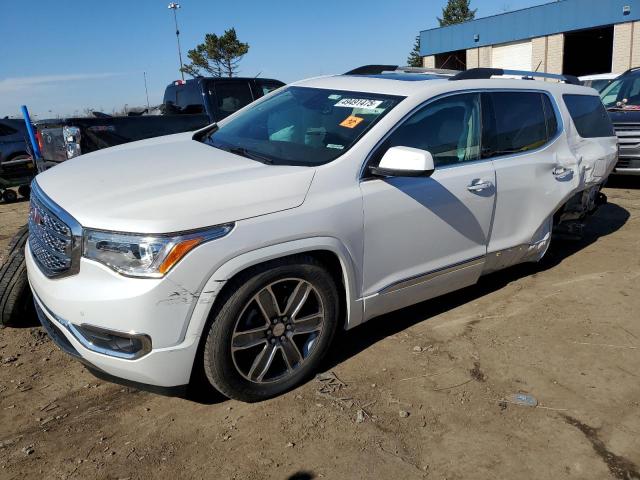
[28,183,80,278]
[613,123,640,169]
[613,123,640,151]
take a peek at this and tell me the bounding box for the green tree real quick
[182,28,249,78]
[407,35,422,67]
[438,0,477,26]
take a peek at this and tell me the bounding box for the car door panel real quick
[482,91,579,255]
[360,163,496,295]
[359,93,496,320]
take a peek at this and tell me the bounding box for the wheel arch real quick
[6,151,30,161]
[186,237,363,343]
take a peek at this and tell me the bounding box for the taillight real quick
[36,130,43,152]
[63,126,81,159]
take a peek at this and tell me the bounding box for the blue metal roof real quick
[420,0,640,56]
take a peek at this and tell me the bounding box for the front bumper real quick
[26,242,205,388]
[33,299,188,395]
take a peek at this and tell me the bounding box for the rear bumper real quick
[611,167,640,175]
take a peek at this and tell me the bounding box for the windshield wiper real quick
[227,146,274,165]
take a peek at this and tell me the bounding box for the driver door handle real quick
[467,179,493,193]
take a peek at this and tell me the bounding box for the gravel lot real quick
[1,178,639,480]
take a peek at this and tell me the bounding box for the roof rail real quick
[344,65,399,75]
[344,65,460,76]
[620,66,640,76]
[449,68,581,85]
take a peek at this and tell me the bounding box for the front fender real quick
[183,236,363,342]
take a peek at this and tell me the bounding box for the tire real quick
[203,256,339,402]
[4,224,29,260]
[18,185,31,199]
[0,248,33,327]
[2,189,18,203]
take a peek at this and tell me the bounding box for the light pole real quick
[143,71,150,111]
[168,2,185,81]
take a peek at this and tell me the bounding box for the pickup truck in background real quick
[35,76,285,169]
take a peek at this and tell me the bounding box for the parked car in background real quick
[600,68,640,175]
[0,119,34,202]
[26,66,616,401]
[579,73,617,91]
[35,77,284,170]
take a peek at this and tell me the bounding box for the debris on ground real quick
[316,371,347,394]
[21,445,35,456]
[469,361,487,382]
[505,393,538,407]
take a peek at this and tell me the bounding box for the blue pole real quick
[20,105,41,160]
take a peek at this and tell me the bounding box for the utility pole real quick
[143,71,150,111]
[168,2,185,81]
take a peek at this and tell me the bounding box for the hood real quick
[35,133,316,233]
[607,109,640,124]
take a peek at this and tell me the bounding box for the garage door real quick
[491,41,533,71]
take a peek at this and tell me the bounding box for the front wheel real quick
[202,256,339,402]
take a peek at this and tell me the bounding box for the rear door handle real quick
[467,179,493,192]
[553,166,573,179]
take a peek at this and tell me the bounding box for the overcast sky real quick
[2,0,546,118]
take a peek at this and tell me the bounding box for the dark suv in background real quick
[601,68,640,175]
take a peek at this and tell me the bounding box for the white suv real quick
[26,66,617,401]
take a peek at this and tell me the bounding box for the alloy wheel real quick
[230,278,325,383]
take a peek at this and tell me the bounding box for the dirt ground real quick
[1,178,639,480]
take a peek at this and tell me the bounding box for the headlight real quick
[83,224,233,278]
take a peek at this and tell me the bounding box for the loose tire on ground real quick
[0,224,33,327]
[202,255,339,402]
[2,189,18,203]
[4,224,29,260]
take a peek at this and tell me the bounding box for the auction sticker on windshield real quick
[339,115,365,128]
[334,98,384,110]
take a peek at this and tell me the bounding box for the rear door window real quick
[214,81,254,119]
[175,83,205,114]
[563,94,614,138]
[481,92,550,158]
[542,94,559,139]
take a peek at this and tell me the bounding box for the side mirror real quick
[370,146,435,177]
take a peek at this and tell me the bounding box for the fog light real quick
[74,324,152,359]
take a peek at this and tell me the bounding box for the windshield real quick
[203,86,404,166]
[588,79,613,92]
[600,74,640,109]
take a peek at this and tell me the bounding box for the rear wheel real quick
[203,256,339,402]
